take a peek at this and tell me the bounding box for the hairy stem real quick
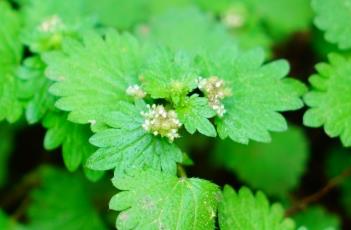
[0,170,40,209]
[286,166,351,216]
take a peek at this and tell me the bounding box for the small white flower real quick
[197,76,231,117]
[38,15,65,33]
[222,7,246,29]
[126,84,146,99]
[141,104,182,142]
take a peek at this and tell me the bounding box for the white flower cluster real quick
[141,104,182,142]
[197,76,231,117]
[38,15,65,33]
[222,11,245,28]
[126,84,146,99]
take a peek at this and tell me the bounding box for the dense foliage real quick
[1,0,351,229]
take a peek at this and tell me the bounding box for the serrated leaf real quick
[0,2,23,123]
[21,0,96,52]
[214,126,308,196]
[44,30,142,125]
[110,169,220,230]
[219,186,295,230]
[0,123,15,187]
[304,54,351,147]
[142,48,198,102]
[312,0,351,50]
[176,95,216,137]
[87,101,183,175]
[293,206,341,230]
[17,56,56,124]
[42,112,99,176]
[197,46,306,144]
[27,166,107,230]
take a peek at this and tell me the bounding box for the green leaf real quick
[293,206,341,230]
[87,101,183,175]
[85,0,149,29]
[222,2,274,54]
[44,30,142,125]
[0,123,15,187]
[219,186,295,230]
[110,169,220,230]
[142,48,198,102]
[17,56,56,124]
[198,47,306,144]
[312,0,351,50]
[176,95,216,137]
[304,54,351,147]
[21,0,96,52]
[42,112,99,176]
[0,210,24,230]
[27,166,107,230]
[214,126,308,196]
[245,0,312,40]
[143,6,235,55]
[0,2,23,123]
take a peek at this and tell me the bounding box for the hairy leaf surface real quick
[87,101,183,175]
[110,169,220,230]
[0,2,23,123]
[304,54,351,146]
[197,47,306,143]
[219,186,295,230]
[45,30,142,125]
[312,0,351,49]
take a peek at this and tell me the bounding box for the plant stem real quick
[0,170,40,209]
[177,164,187,178]
[285,166,351,216]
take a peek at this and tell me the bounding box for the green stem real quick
[177,164,187,178]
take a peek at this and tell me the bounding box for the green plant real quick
[1,0,351,229]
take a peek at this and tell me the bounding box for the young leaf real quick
[87,101,183,175]
[293,206,341,230]
[43,112,99,175]
[0,2,23,123]
[198,46,306,144]
[312,0,351,50]
[21,0,96,52]
[219,186,295,230]
[304,54,351,146]
[17,56,56,124]
[110,169,220,230]
[176,95,217,137]
[142,48,198,102]
[44,30,142,125]
[214,126,308,196]
[0,123,15,187]
[27,166,107,230]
